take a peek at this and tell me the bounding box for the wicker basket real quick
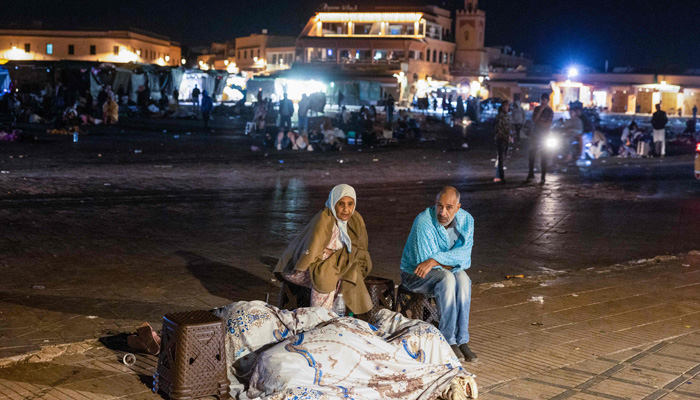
[153,310,230,399]
[396,285,441,327]
[364,276,396,323]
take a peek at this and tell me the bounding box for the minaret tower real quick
[454,0,487,74]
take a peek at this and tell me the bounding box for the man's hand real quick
[415,258,440,278]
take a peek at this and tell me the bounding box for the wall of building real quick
[0,30,180,66]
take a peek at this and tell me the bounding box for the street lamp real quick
[567,67,579,78]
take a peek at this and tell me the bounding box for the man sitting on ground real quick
[400,186,477,362]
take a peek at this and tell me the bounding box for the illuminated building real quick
[288,1,530,105]
[0,28,181,66]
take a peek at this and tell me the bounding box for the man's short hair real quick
[541,93,550,101]
[436,186,460,203]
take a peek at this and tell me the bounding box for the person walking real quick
[494,101,512,183]
[651,103,668,157]
[191,84,201,113]
[510,100,526,146]
[693,104,698,121]
[201,90,213,131]
[525,93,554,184]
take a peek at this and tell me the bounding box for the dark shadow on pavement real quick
[176,251,276,302]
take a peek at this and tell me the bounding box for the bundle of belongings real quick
[213,301,478,400]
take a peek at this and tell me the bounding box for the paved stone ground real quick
[0,253,698,399]
[1,117,699,398]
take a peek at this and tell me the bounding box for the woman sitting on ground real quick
[274,184,373,314]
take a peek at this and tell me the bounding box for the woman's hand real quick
[323,248,334,259]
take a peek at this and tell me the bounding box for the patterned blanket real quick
[215,301,476,400]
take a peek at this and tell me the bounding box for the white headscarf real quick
[325,184,356,253]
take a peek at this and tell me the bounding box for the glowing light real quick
[567,67,579,78]
[5,45,29,61]
[317,12,423,23]
[545,135,560,150]
[275,79,327,101]
[470,80,482,95]
[136,50,142,56]
[165,55,170,62]
[661,80,667,85]
[181,58,186,65]
[478,76,484,83]
[224,59,229,65]
[226,62,239,74]
[199,60,204,65]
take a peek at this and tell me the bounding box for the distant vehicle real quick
[695,142,700,180]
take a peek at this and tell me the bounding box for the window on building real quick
[373,50,387,61]
[113,46,119,55]
[90,45,96,55]
[425,48,429,61]
[46,43,53,55]
[237,51,241,59]
[322,22,348,35]
[355,49,371,61]
[339,50,350,62]
[388,23,415,35]
[353,23,374,35]
[257,48,260,58]
[272,54,277,64]
[68,44,74,55]
[449,53,453,64]
[439,51,443,64]
[24,43,30,53]
[432,50,437,63]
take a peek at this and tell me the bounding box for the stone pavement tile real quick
[657,343,700,361]
[633,354,700,375]
[600,348,648,363]
[490,378,568,399]
[533,368,594,388]
[676,376,700,395]
[675,333,700,347]
[656,393,700,400]
[565,393,611,400]
[585,378,657,399]
[610,365,679,389]
[565,358,620,375]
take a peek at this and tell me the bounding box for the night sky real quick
[4,0,699,71]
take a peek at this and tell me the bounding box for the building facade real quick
[197,32,296,75]
[288,1,530,105]
[0,29,181,66]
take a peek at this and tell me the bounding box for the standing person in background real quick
[386,94,395,125]
[337,90,345,108]
[173,88,179,112]
[201,90,213,131]
[651,103,668,157]
[510,100,526,146]
[96,86,108,115]
[298,93,310,134]
[525,93,554,184]
[191,84,201,113]
[277,93,294,150]
[494,101,512,183]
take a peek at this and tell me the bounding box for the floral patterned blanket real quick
[214,301,476,400]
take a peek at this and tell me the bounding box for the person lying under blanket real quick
[214,301,477,400]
